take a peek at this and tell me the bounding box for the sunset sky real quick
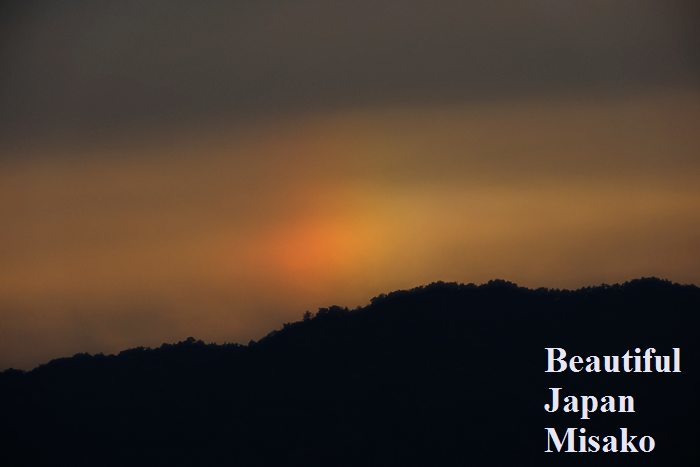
[1,1,699,369]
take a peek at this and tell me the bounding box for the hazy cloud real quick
[1,0,698,144]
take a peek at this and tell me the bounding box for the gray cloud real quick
[1,0,698,144]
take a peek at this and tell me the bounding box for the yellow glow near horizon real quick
[1,89,700,369]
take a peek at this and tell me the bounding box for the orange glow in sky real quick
[1,89,700,369]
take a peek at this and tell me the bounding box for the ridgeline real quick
[1,278,698,466]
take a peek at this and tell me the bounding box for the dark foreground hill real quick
[1,278,698,467]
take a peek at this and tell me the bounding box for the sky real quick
[1,1,699,369]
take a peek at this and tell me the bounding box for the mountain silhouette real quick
[1,278,698,466]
